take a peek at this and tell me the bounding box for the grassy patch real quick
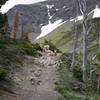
[0,39,42,81]
[56,53,100,100]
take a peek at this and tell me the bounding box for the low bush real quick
[44,39,61,52]
[56,53,98,100]
[60,53,72,65]
[73,65,82,81]
[32,43,42,51]
[21,44,41,56]
[0,67,8,80]
[0,40,42,82]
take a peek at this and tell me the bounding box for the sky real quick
[0,0,47,13]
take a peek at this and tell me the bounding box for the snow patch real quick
[56,9,59,11]
[47,5,52,24]
[63,6,66,9]
[70,18,74,22]
[36,19,65,39]
[93,5,100,18]
[77,16,83,20]
[70,15,83,22]
[70,5,100,22]
[47,5,54,9]
[0,0,47,14]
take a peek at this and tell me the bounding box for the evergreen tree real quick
[0,0,8,38]
[0,0,8,5]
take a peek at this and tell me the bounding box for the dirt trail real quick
[0,53,59,100]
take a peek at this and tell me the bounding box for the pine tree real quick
[0,0,8,38]
[0,0,8,5]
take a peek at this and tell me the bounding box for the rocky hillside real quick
[7,0,100,39]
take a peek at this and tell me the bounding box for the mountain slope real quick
[36,16,100,53]
[35,20,74,52]
[7,0,100,40]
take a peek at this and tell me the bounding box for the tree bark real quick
[78,0,88,82]
[70,0,79,71]
[11,12,20,39]
[82,18,87,82]
[70,22,78,71]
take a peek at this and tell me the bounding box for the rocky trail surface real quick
[0,52,60,100]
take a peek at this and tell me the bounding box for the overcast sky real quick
[0,0,47,13]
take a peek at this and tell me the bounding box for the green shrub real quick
[44,39,61,52]
[32,43,42,51]
[59,53,83,81]
[0,67,8,80]
[0,40,42,67]
[96,51,100,61]
[20,43,41,56]
[73,65,82,81]
[0,47,24,66]
[22,47,37,56]
[60,53,72,66]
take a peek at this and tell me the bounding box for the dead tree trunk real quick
[78,0,88,82]
[70,21,79,71]
[79,0,92,82]
[70,0,79,71]
[11,12,19,39]
[82,17,87,82]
